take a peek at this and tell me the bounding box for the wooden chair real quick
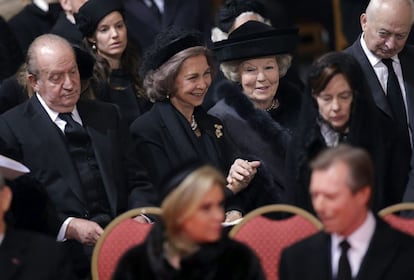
[378,202,414,236]
[91,207,162,280]
[229,204,323,280]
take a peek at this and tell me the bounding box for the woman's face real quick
[93,11,127,62]
[315,74,353,131]
[180,184,224,243]
[239,56,279,109]
[171,54,212,112]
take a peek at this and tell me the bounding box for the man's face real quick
[30,44,81,113]
[361,3,413,58]
[310,162,370,237]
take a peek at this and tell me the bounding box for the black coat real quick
[8,3,61,53]
[0,228,76,280]
[0,16,23,82]
[0,97,156,222]
[122,0,212,50]
[344,38,414,204]
[112,222,265,280]
[209,80,292,211]
[0,75,28,114]
[285,79,409,213]
[279,218,414,280]
[130,101,236,203]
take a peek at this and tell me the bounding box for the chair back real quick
[91,207,162,280]
[229,204,322,280]
[378,202,414,236]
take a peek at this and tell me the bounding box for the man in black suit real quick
[0,156,76,280]
[344,0,414,205]
[122,0,212,50]
[8,0,62,54]
[279,145,414,280]
[0,34,156,278]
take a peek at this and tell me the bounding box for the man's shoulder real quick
[4,227,60,249]
[78,99,120,116]
[282,231,327,256]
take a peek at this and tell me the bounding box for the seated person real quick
[113,162,265,279]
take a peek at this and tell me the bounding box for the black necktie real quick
[337,240,352,280]
[382,59,409,132]
[59,113,88,144]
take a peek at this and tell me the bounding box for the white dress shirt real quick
[360,34,409,117]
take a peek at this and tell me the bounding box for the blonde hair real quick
[161,165,226,256]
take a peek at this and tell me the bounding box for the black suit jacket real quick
[0,96,156,233]
[130,102,236,202]
[279,219,414,280]
[0,228,75,280]
[122,0,212,50]
[344,38,414,204]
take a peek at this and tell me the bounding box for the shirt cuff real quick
[57,217,74,242]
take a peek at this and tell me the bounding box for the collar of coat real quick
[215,80,290,151]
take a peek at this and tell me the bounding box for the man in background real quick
[279,145,414,280]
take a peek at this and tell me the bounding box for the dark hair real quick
[310,144,374,193]
[308,52,366,97]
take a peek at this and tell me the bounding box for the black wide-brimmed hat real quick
[216,0,268,33]
[74,0,124,37]
[139,26,205,78]
[213,21,298,62]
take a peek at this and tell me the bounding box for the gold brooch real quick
[214,124,223,138]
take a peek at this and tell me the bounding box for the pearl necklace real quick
[190,115,198,131]
[265,98,280,112]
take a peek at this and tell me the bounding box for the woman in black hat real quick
[75,0,151,126]
[285,52,410,213]
[112,163,265,280]
[208,21,302,207]
[130,26,260,221]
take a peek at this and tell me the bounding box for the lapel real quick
[356,219,400,280]
[399,47,414,141]
[156,102,200,161]
[77,101,117,215]
[0,228,26,280]
[348,39,392,117]
[308,232,332,280]
[27,97,87,205]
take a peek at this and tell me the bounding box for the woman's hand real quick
[226,159,260,194]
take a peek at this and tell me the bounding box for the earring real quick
[92,44,96,51]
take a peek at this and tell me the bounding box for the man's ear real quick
[0,186,13,213]
[28,74,39,93]
[356,185,371,207]
[360,13,367,32]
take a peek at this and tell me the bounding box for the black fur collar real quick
[216,80,290,151]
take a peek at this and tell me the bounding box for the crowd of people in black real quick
[1,0,414,279]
